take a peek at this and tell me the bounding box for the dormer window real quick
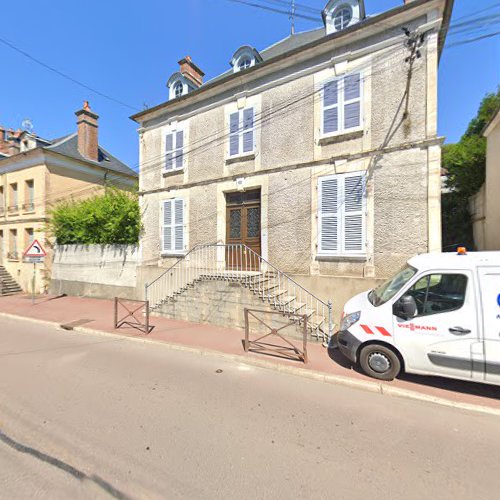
[174,81,184,99]
[322,0,365,35]
[231,46,262,73]
[238,58,252,71]
[334,5,353,30]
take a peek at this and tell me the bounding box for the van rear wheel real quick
[359,344,401,381]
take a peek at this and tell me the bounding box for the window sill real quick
[318,129,364,146]
[161,252,186,258]
[316,254,367,262]
[226,152,255,165]
[163,168,184,178]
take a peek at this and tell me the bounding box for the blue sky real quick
[0,0,498,170]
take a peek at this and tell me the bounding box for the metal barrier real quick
[244,308,308,363]
[114,298,151,334]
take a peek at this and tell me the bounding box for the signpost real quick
[23,239,46,304]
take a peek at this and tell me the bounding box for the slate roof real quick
[208,28,325,84]
[44,133,137,177]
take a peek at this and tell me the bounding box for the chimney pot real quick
[75,101,99,162]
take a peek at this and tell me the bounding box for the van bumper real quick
[337,330,362,363]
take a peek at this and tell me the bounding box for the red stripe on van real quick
[361,324,374,335]
[376,327,392,337]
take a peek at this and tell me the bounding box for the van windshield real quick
[369,264,417,307]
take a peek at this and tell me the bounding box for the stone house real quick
[0,102,137,294]
[132,0,453,331]
[470,108,500,251]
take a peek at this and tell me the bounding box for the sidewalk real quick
[1,293,499,414]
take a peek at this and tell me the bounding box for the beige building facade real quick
[471,109,500,251]
[0,103,137,294]
[133,0,452,314]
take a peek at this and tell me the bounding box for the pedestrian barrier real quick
[244,308,308,363]
[114,298,151,334]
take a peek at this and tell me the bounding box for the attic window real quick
[174,81,184,99]
[238,58,252,71]
[334,5,352,30]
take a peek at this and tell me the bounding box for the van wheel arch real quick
[356,340,405,374]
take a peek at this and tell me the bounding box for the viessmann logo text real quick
[397,323,437,332]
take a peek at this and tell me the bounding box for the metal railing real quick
[145,244,333,341]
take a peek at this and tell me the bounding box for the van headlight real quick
[340,311,361,331]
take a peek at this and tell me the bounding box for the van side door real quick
[478,266,500,385]
[393,271,480,380]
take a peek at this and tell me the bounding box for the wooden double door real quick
[225,189,261,270]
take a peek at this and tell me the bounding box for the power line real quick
[0,36,140,112]
[223,0,319,22]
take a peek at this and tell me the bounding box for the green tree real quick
[49,188,141,245]
[442,87,500,250]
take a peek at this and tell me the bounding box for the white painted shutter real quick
[174,199,184,252]
[319,177,339,253]
[165,133,174,171]
[229,112,240,156]
[342,174,365,253]
[242,108,254,153]
[163,200,173,252]
[323,80,339,134]
[175,130,184,169]
[343,73,361,130]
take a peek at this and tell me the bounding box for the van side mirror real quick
[393,295,417,320]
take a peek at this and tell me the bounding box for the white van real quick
[336,250,500,386]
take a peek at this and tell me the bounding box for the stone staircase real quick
[146,244,333,342]
[0,266,22,296]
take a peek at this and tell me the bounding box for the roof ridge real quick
[46,132,77,149]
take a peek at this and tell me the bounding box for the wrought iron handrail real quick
[144,243,333,341]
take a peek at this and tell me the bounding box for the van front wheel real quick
[359,344,401,381]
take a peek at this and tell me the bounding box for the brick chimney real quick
[75,101,99,162]
[178,56,204,88]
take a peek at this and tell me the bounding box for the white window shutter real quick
[342,174,365,253]
[242,108,254,153]
[174,199,184,252]
[319,177,339,253]
[343,73,361,130]
[229,112,240,156]
[163,200,173,252]
[323,81,339,135]
[165,134,174,171]
[175,130,184,169]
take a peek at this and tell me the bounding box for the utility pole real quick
[289,0,296,35]
[402,27,426,118]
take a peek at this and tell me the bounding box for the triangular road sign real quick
[24,239,47,258]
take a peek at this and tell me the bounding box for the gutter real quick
[131,0,445,123]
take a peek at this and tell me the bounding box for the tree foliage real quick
[49,188,141,245]
[442,88,500,250]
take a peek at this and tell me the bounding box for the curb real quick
[1,311,499,418]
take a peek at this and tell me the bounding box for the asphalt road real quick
[0,316,499,500]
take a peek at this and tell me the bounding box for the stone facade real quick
[133,0,450,313]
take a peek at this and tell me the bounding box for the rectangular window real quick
[0,186,4,215]
[10,183,18,209]
[9,229,17,259]
[318,172,366,256]
[322,72,362,136]
[165,130,184,172]
[25,228,34,248]
[162,198,185,254]
[25,179,35,211]
[228,107,255,157]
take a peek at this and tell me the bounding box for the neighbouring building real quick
[0,102,137,294]
[132,0,453,332]
[470,108,500,250]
